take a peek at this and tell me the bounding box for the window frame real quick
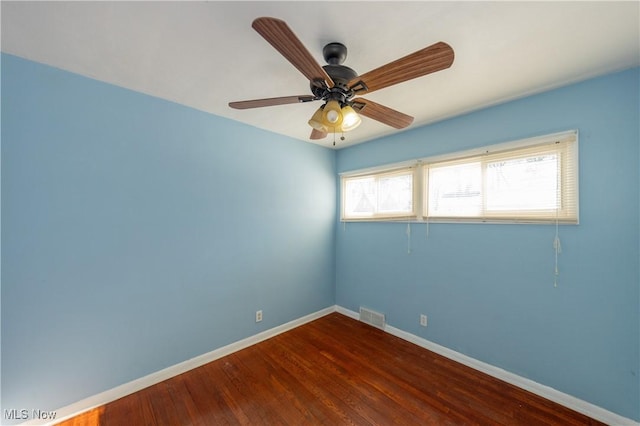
[340,166,418,221]
[340,130,578,224]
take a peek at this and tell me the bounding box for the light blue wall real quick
[1,54,336,418]
[2,52,639,423]
[336,68,640,421]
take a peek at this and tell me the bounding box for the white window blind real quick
[342,168,415,220]
[425,134,578,223]
[426,159,482,217]
[340,130,578,224]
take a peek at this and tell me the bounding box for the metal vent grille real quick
[359,307,386,330]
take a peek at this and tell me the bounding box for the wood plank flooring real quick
[57,313,605,425]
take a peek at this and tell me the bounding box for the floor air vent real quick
[359,307,386,330]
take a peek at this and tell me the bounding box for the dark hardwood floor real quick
[57,312,605,425]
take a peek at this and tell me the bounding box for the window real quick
[341,130,578,224]
[425,136,578,223]
[342,168,415,220]
[427,160,482,217]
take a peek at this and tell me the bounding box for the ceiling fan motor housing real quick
[311,42,360,104]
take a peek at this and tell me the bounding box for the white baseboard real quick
[26,305,637,426]
[336,305,638,426]
[29,306,335,426]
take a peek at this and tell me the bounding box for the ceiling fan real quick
[229,17,454,144]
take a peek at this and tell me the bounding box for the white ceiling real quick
[2,1,639,149]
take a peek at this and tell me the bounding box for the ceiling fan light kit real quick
[308,102,362,134]
[308,99,362,134]
[229,17,454,144]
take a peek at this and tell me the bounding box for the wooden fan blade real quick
[348,42,454,94]
[252,17,334,87]
[310,128,327,140]
[229,95,316,110]
[352,98,414,129]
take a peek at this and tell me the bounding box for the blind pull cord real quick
[406,222,412,254]
[553,232,562,288]
[425,216,430,239]
[553,201,561,287]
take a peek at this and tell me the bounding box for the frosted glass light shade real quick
[340,105,362,131]
[322,100,343,127]
[308,107,327,131]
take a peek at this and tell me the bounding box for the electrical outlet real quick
[420,314,428,327]
[256,310,263,323]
